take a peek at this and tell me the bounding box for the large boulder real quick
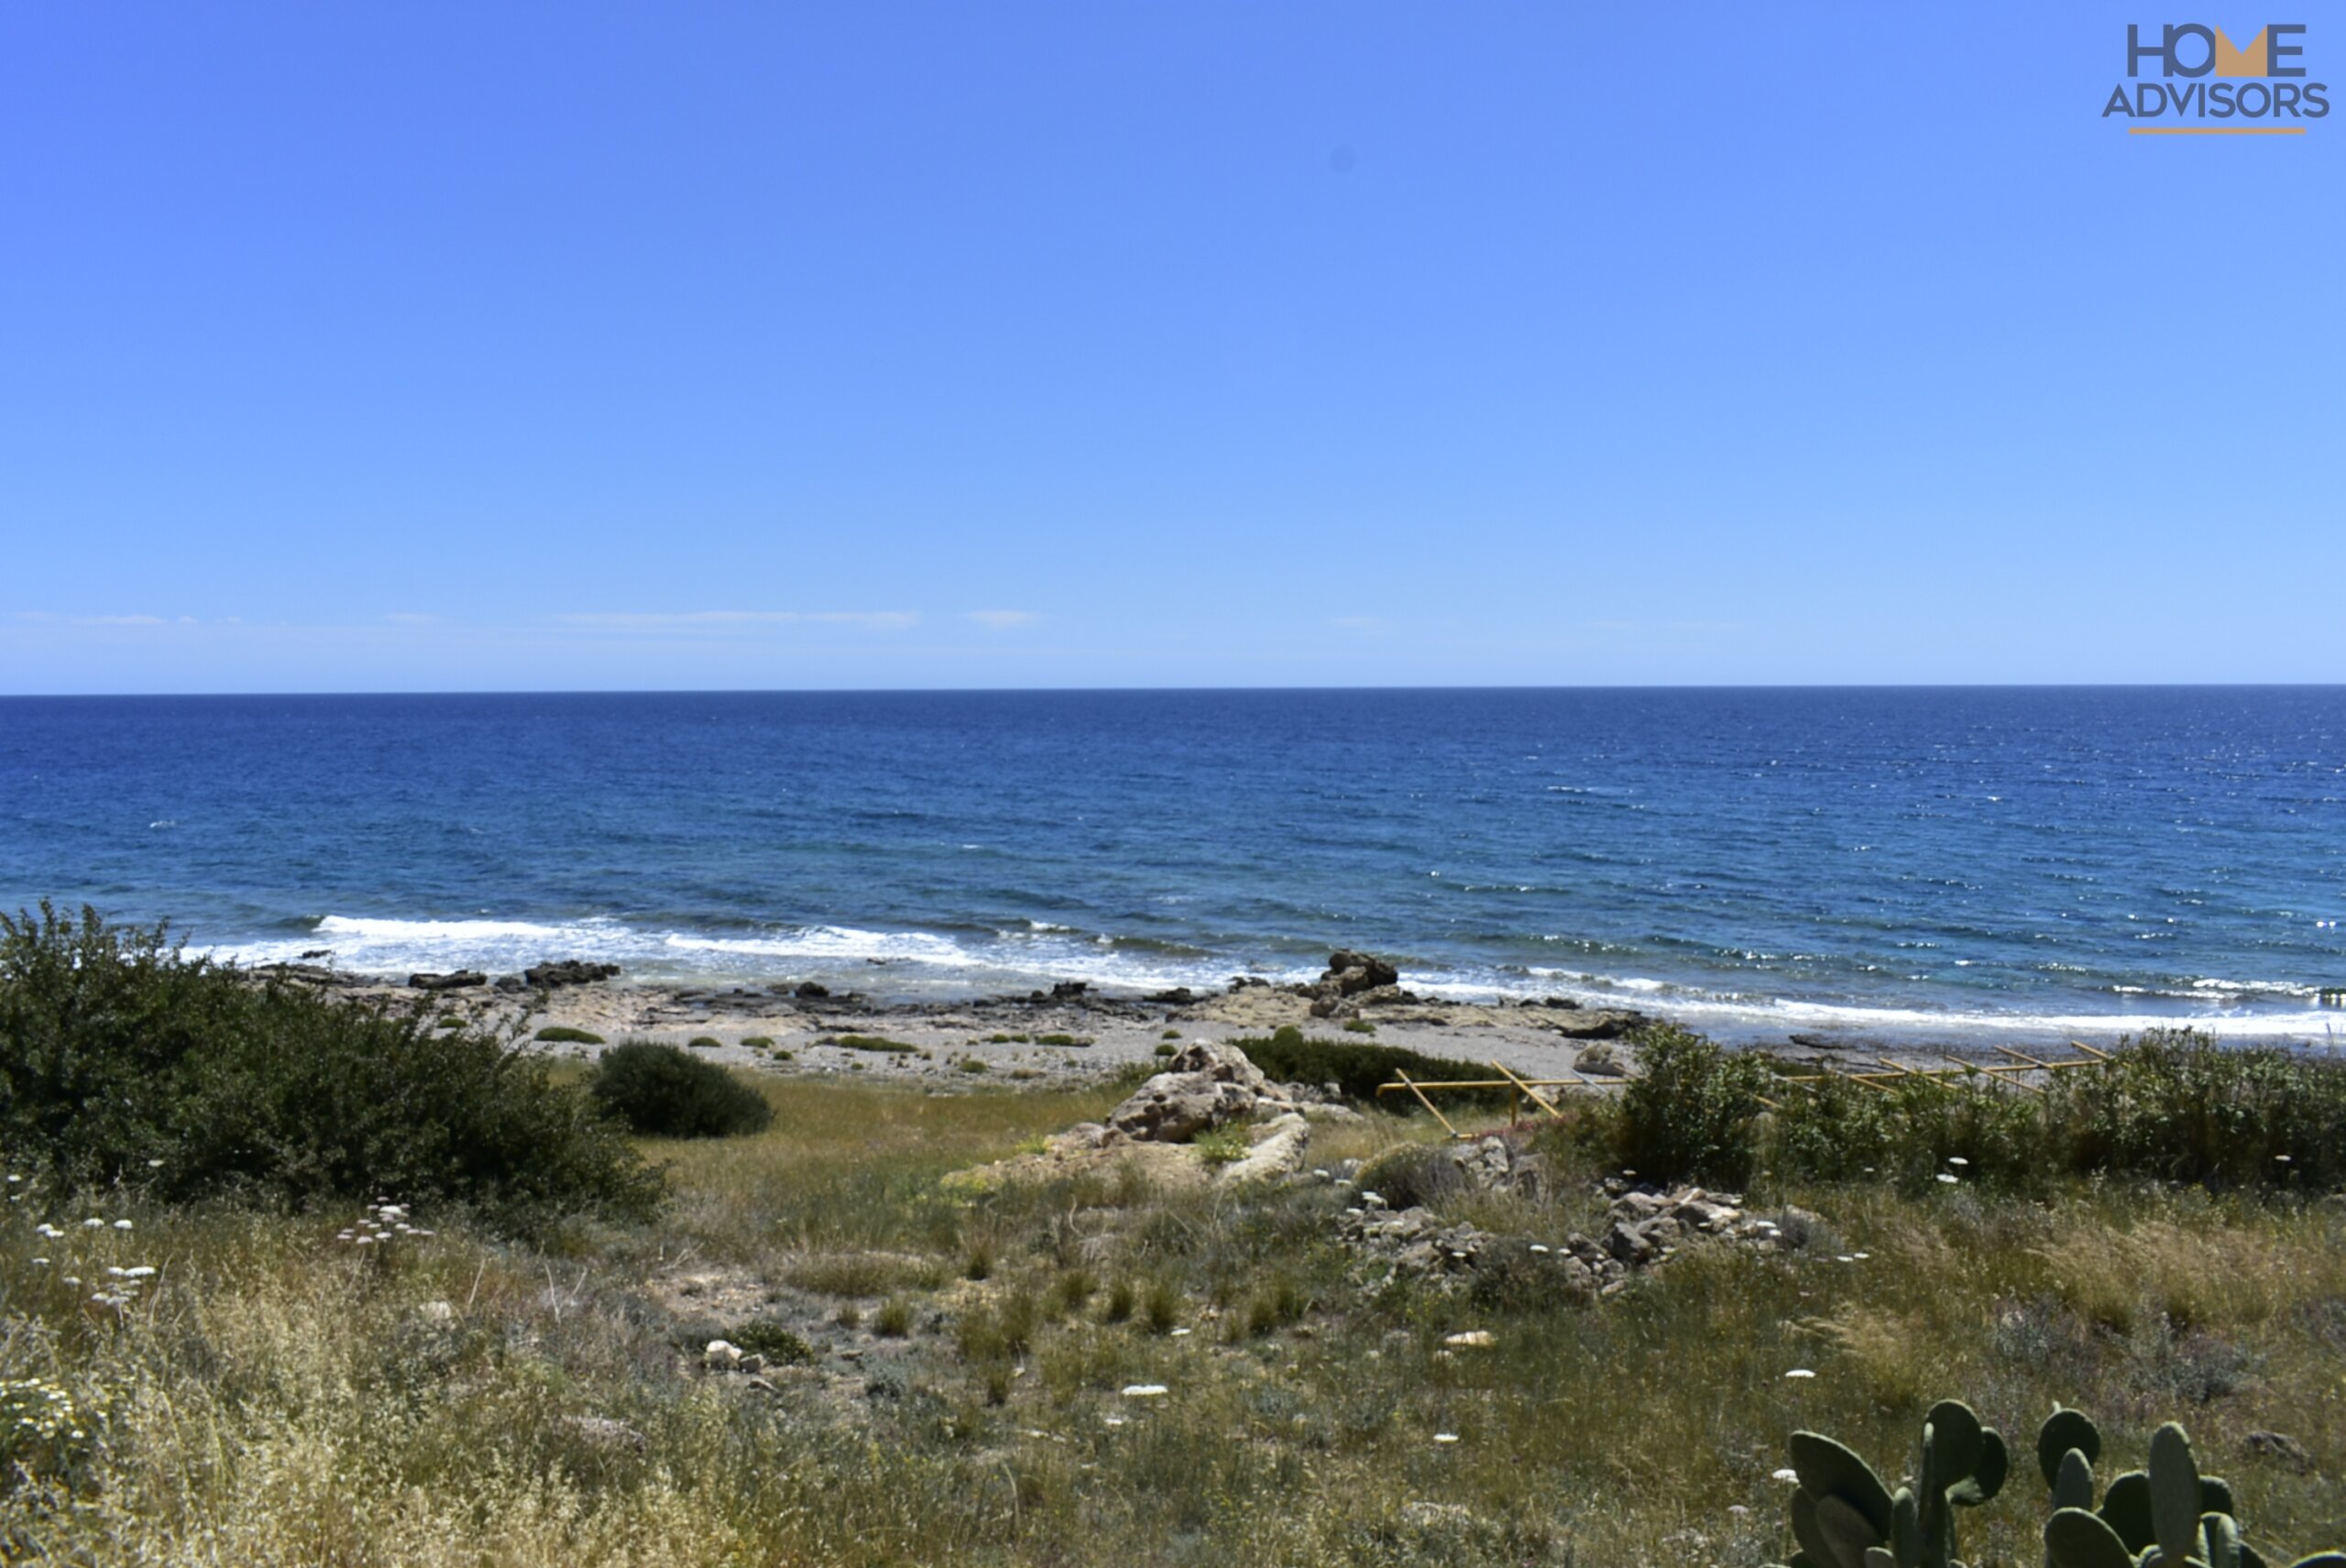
[1322,949,1398,995]
[1306,949,1402,1017]
[1218,1112,1311,1184]
[409,970,487,991]
[1107,1041,1294,1142]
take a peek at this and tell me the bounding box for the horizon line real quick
[4,681,2344,701]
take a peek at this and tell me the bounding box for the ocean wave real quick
[193,910,2346,1047]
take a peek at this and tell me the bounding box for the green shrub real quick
[585,1040,774,1139]
[1354,1141,1469,1211]
[874,1298,915,1338]
[740,1036,775,1049]
[2043,1028,2346,1189]
[957,1058,989,1074]
[687,1035,721,1049]
[0,905,660,1232]
[1343,1018,1375,1035]
[830,1035,916,1054]
[1616,1025,2346,1194]
[1153,1042,1178,1058]
[533,1025,605,1045]
[730,1319,813,1365]
[1233,1025,1510,1110]
[1769,1066,2048,1190]
[1613,1025,1773,1184]
[1033,1032,1090,1047]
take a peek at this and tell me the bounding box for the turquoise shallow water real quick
[2,688,2341,1046]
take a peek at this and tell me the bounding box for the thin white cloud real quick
[965,609,1039,630]
[12,611,172,627]
[553,610,920,632]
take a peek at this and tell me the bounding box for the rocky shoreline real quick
[254,948,1672,1082]
[247,948,1990,1088]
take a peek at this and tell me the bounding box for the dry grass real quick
[2,1079,2341,1566]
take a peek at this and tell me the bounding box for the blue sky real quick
[2,4,2339,692]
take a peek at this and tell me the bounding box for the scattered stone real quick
[1220,1112,1310,1184]
[408,970,487,991]
[1107,1041,1296,1142]
[1574,1042,1627,1076]
[1540,1007,1650,1039]
[795,981,830,999]
[1337,1177,1813,1296]
[523,959,620,988]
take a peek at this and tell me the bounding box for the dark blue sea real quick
[2,688,2341,1047]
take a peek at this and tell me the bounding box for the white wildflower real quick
[1784,1368,1816,1379]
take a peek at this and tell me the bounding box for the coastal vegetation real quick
[586,1040,775,1139]
[0,912,2340,1564]
[1237,1025,1514,1109]
[0,905,657,1233]
[1606,1025,2346,1192]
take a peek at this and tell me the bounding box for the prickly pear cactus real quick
[2038,1418,2346,1568]
[1777,1401,2006,1568]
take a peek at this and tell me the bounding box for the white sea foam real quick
[199,912,2345,1047]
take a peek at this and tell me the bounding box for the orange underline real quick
[2128,125,2308,135]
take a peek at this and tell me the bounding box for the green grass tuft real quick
[830,1034,918,1054]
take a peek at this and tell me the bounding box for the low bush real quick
[0,905,660,1232]
[831,1035,917,1054]
[1354,1141,1469,1211]
[687,1035,721,1049]
[1232,1025,1510,1109]
[730,1319,813,1365]
[533,1025,605,1045]
[1584,1024,2346,1193]
[1610,1025,1778,1185]
[586,1040,774,1139]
